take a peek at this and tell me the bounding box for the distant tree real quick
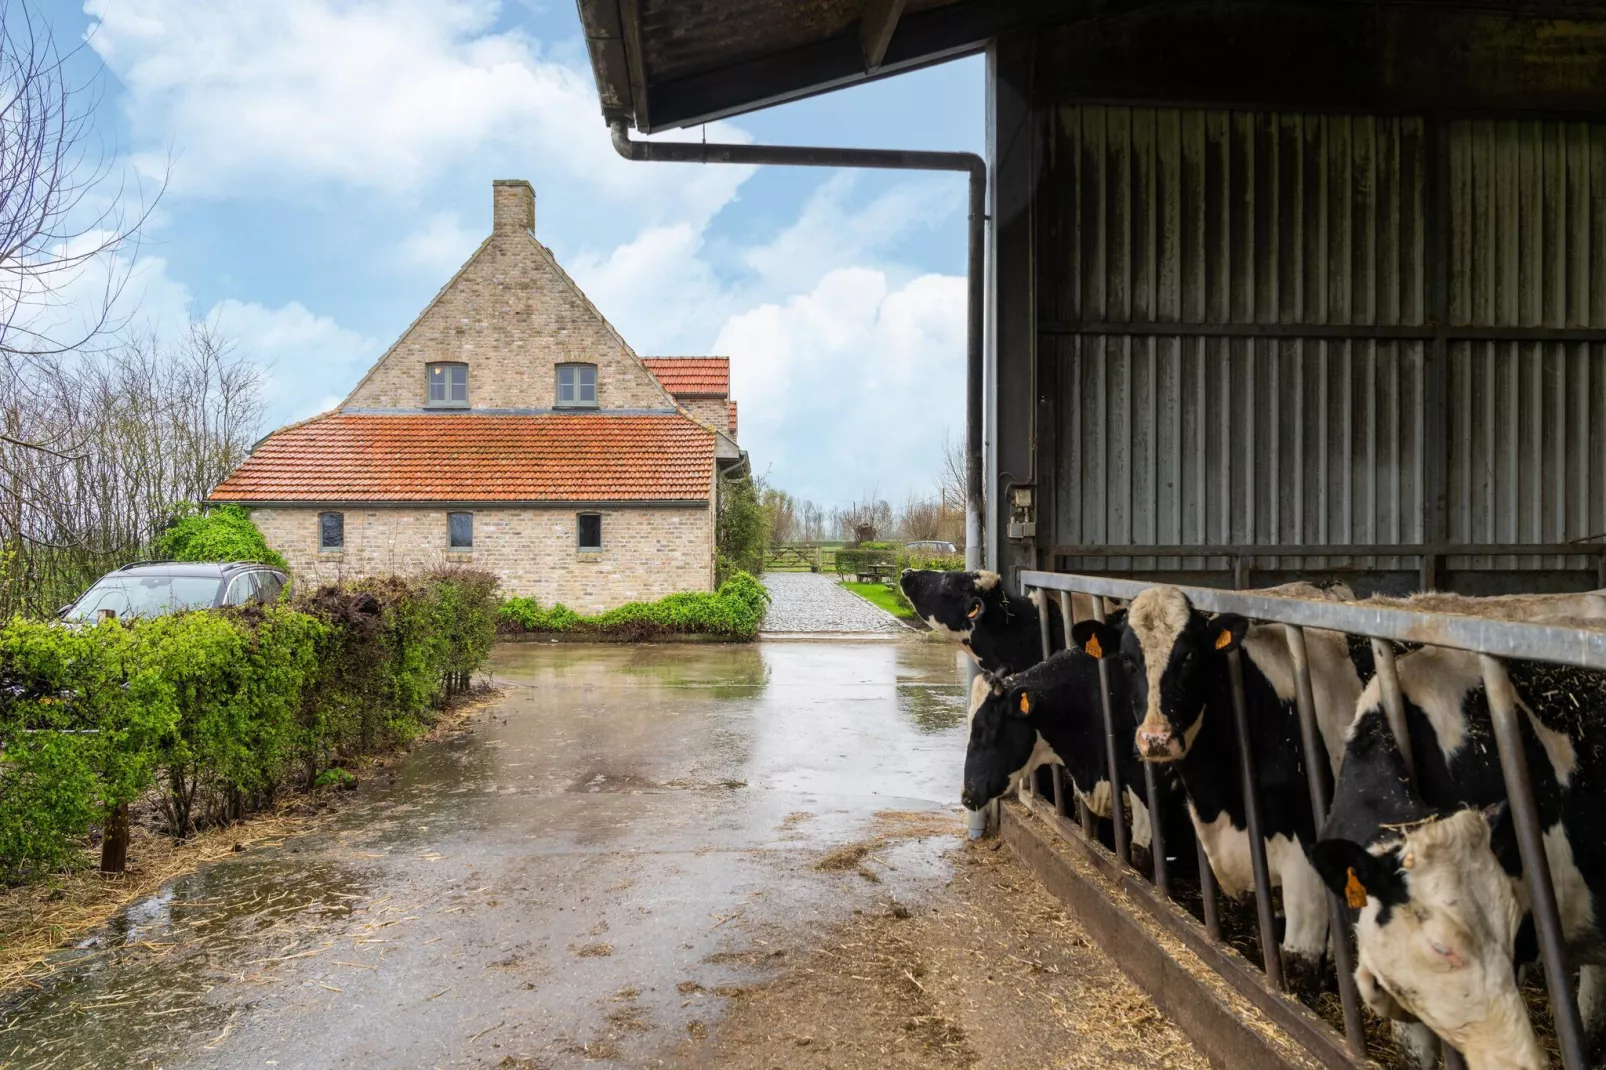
[760,486,798,545]
[897,494,942,541]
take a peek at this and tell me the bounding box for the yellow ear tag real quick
[1214,629,1233,651]
[967,603,981,619]
[1018,693,1031,714]
[1344,867,1368,909]
[1085,635,1103,659]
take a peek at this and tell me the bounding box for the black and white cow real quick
[1310,599,1606,1070]
[1073,584,1365,994]
[961,646,1145,840]
[899,569,1081,676]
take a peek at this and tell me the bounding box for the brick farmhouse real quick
[210,181,743,613]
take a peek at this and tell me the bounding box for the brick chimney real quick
[492,179,534,234]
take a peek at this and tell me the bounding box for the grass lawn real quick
[842,581,916,619]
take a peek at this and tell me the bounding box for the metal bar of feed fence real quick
[1226,647,1285,990]
[1286,625,1366,1057]
[1090,595,1130,866]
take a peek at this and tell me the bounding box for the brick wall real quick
[680,398,733,437]
[251,503,714,614]
[344,182,676,413]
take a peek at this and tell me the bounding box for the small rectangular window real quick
[557,364,597,408]
[319,511,344,550]
[427,363,468,406]
[448,511,473,550]
[578,513,602,550]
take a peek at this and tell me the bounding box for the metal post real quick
[1226,647,1285,989]
[1052,765,1068,817]
[1372,639,1416,779]
[1037,586,1052,662]
[1091,597,1130,866]
[1197,838,1222,941]
[1287,626,1366,1057]
[1077,794,1095,837]
[1055,590,1076,657]
[1481,654,1588,1070]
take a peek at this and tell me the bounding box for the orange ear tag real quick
[1018,693,1031,714]
[1085,635,1103,659]
[967,603,981,619]
[1344,867,1368,910]
[1214,629,1233,651]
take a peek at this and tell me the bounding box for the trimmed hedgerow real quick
[498,571,770,642]
[0,569,500,885]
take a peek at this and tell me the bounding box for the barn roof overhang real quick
[576,0,1101,133]
[580,0,1606,133]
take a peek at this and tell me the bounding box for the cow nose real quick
[1138,726,1172,755]
[960,788,978,810]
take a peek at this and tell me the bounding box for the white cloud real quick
[86,0,753,226]
[207,299,381,423]
[399,212,482,275]
[718,269,965,507]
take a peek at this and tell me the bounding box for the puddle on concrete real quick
[1,858,374,1069]
[2,640,973,1069]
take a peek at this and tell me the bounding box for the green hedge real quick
[0,569,499,884]
[154,503,290,572]
[499,571,770,641]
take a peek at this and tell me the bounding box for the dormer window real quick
[556,363,597,408]
[427,362,468,408]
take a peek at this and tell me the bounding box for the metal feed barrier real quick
[1014,570,1606,1070]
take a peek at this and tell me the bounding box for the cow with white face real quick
[899,569,1076,676]
[1073,584,1365,996]
[1312,616,1606,1070]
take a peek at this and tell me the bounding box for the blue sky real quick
[40,0,982,511]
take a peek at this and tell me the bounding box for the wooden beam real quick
[860,0,909,72]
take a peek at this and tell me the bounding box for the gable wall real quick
[345,193,674,412]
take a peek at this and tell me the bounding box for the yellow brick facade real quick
[253,504,715,614]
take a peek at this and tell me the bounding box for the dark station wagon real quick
[59,561,289,624]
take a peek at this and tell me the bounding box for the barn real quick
[577,0,1606,597]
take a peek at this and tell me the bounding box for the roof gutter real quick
[608,119,987,570]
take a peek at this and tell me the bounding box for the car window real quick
[256,572,284,603]
[67,575,222,621]
[223,572,260,606]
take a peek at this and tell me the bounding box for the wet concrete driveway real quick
[1,640,974,1069]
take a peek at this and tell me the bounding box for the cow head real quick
[899,569,1004,647]
[1072,586,1247,762]
[1311,810,1543,1070]
[960,672,1040,811]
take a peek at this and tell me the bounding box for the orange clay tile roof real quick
[209,412,714,503]
[728,400,738,439]
[643,357,729,397]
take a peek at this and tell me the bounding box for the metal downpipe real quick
[608,120,988,570]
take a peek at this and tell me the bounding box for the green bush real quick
[499,570,770,641]
[0,569,501,884]
[154,503,289,572]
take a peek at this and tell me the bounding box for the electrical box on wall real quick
[1007,485,1035,540]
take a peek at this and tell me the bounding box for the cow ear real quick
[966,597,985,621]
[980,668,1007,697]
[1482,802,1522,875]
[1309,839,1385,906]
[1071,620,1119,660]
[1012,688,1034,716]
[1210,613,1250,653]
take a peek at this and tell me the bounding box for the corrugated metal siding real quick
[1445,121,1606,570]
[1043,105,1428,571]
[1042,108,1427,326]
[1041,106,1606,581]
